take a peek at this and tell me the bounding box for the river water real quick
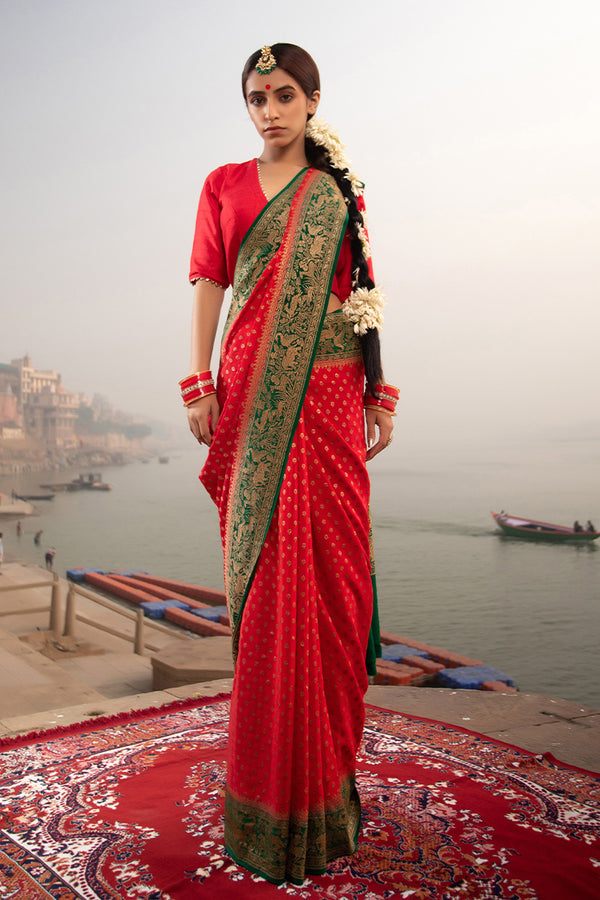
[2,437,598,708]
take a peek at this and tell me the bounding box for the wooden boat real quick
[491,511,599,542]
[40,473,111,492]
[15,493,55,501]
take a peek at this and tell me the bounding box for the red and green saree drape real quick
[201,168,379,885]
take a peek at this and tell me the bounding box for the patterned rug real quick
[0,695,598,899]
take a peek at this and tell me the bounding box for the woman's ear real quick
[307,90,320,116]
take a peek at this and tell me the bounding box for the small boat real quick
[158,456,169,464]
[491,511,599,542]
[15,493,55,502]
[83,476,111,492]
[39,473,112,492]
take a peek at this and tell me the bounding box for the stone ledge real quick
[151,637,234,690]
[0,679,234,740]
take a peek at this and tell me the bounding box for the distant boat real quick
[39,473,112,492]
[15,493,55,501]
[82,474,111,491]
[491,511,599,542]
[158,456,169,464]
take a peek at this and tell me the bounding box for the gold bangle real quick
[364,405,396,417]
[183,390,217,408]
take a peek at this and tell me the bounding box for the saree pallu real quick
[201,169,376,884]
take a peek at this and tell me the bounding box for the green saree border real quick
[366,573,382,675]
[224,775,361,885]
[253,183,348,537]
[222,167,308,345]
[223,170,349,658]
[233,206,347,635]
[313,309,362,365]
[238,164,308,270]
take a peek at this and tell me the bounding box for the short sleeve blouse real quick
[189,159,373,301]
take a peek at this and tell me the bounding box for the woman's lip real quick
[264,126,283,133]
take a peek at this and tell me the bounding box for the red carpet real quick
[0,695,598,898]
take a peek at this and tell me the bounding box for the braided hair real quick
[242,43,383,391]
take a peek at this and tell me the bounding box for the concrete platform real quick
[0,562,227,722]
[1,563,598,774]
[366,685,600,773]
[0,678,234,739]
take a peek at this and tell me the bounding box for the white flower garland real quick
[356,222,371,260]
[342,285,386,335]
[306,119,386,335]
[305,117,364,197]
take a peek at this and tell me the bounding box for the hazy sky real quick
[1,0,598,460]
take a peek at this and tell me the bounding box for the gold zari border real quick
[314,309,362,366]
[224,776,361,885]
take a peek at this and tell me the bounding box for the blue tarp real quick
[66,568,105,582]
[437,665,516,690]
[381,643,430,662]
[140,599,190,619]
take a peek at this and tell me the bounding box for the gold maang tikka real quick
[256,46,277,75]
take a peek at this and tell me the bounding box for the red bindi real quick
[265,84,270,90]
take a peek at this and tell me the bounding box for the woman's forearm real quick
[189,280,225,374]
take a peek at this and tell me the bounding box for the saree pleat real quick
[200,169,376,884]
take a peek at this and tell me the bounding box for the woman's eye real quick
[250,97,265,106]
[280,93,293,102]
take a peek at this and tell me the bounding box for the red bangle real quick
[183,386,217,407]
[179,370,212,390]
[364,397,396,413]
[364,381,400,413]
[179,371,215,405]
[372,383,400,402]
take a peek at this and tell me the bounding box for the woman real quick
[183,43,399,885]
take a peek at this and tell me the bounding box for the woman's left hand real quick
[365,408,394,461]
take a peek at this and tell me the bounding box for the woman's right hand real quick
[187,394,221,446]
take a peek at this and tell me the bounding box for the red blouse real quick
[189,159,372,300]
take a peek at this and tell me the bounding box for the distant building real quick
[1,356,150,454]
[0,364,22,435]
[0,383,19,426]
[0,365,24,440]
[11,355,62,405]
[25,386,80,448]
[6,355,80,448]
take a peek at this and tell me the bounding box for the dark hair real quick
[242,44,382,389]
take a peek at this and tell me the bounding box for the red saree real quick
[201,168,379,884]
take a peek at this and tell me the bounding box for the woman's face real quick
[245,68,319,152]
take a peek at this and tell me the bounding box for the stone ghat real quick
[67,570,517,693]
